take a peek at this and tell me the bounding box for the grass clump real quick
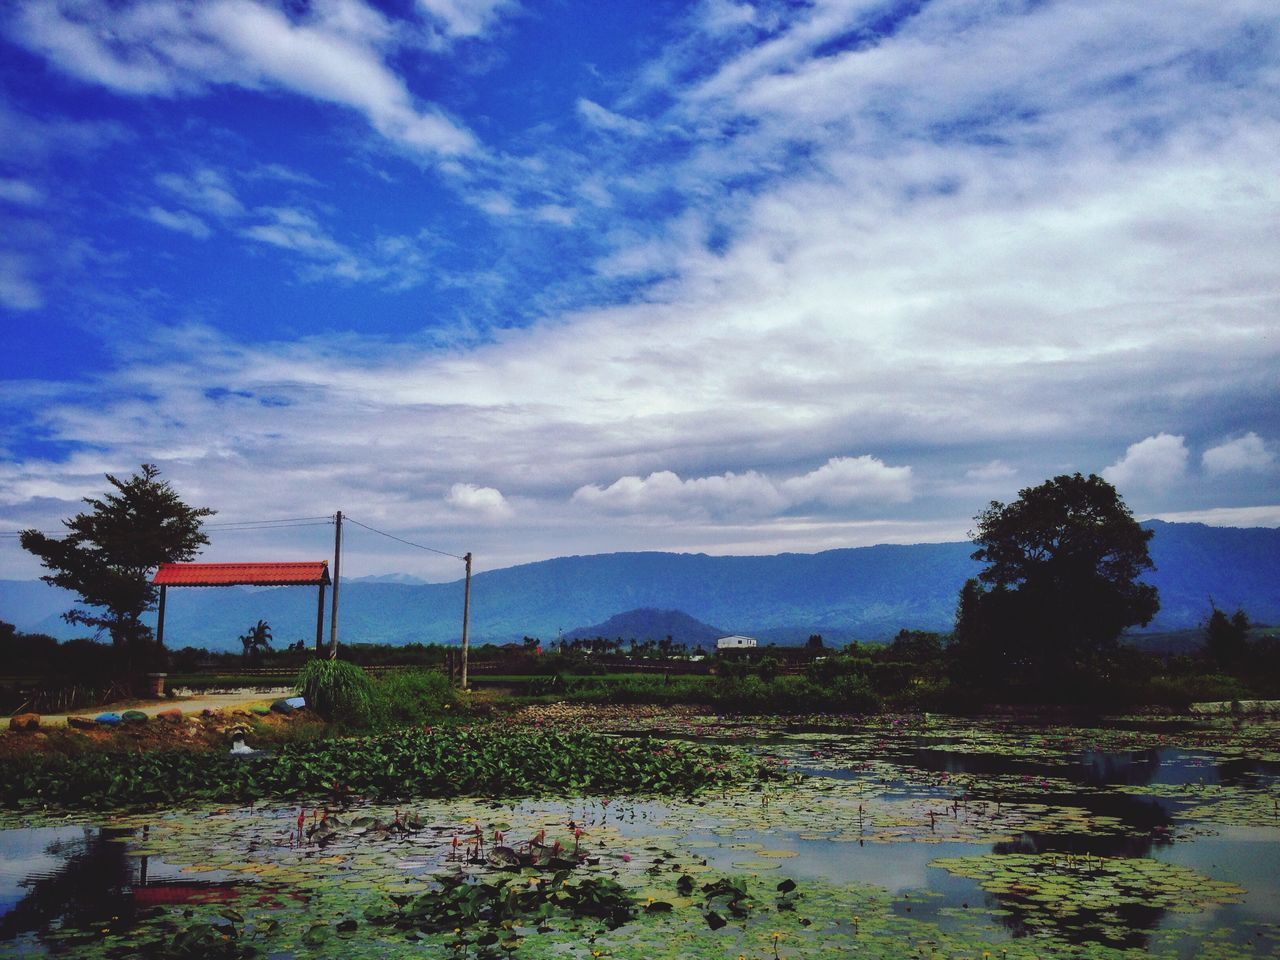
[298,659,377,727]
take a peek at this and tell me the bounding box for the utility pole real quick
[460,551,472,690]
[328,510,342,659]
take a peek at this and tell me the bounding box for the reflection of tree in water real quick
[1079,748,1164,786]
[1217,757,1280,788]
[986,887,1165,950]
[897,746,1170,787]
[0,826,139,941]
[984,801,1177,951]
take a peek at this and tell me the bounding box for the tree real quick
[887,629,944,664]
[953,473,1158,686]
[20,465,214,666]
[239,619,273,662]
[1205,606,1249,668]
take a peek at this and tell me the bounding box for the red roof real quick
[153,562,331,587]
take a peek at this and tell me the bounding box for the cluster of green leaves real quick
[368,870,635,941]
[0,728,756,810]
[138,908,266,960]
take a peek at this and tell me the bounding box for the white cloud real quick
[573,469,786,519]
[11,0,476,158]
[576,98,647,136]
[155,169,244,218]
[240,207,435,287]
[964,461,1016,483]
[573,456,912,519]
[0,101,130,162]
[1148,505,1280,528]
[473,191,516,217]
[243,207,348,259]
[415,0,517,39]
[143,205,211,239]
[697,0,758,35]
[780,456,914,506]
[0,252,42,310]
[1203,432,1274,474]
[1103,434,1190,491]
[446,483,513,518]
[245,162,322,186]
[0,178,45,206]
[534,204,574,226]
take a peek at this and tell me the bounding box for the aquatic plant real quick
[929,852,1247,945]
[367,871,636,936]
[0,728,756,810]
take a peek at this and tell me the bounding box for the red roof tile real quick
[153,562,331,587]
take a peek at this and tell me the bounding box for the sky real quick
[0,0,1277,583]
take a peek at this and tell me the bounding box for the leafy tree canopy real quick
[955,473,1158,685]
[20,464,214,656]
[1205,606,1249,668]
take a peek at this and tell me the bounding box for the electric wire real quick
[206,516,333,528]
[3,514,464,566]
[2,515,334,538]
[343,516,465,561]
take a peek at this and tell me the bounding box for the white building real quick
[716,635,757,650]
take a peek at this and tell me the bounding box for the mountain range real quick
[1,521,1276,652]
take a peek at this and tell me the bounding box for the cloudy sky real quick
[1,0,1277,582]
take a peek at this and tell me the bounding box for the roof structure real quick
[153,561,331,587]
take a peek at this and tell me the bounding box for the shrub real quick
[827,673,881,713]
[298,659,376,728]
[1143,673,1252,709]
[370,668,456,728]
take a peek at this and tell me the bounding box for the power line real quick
[207,527,332,535]
[1,516,334,538]
[4,515,461,563]
[344,516,466,561]
[205,515,333,528]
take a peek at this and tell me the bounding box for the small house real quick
[716,635,757,650]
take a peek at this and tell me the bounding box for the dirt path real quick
[34,688,296,727]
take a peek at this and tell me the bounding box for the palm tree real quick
[239,620,273,661]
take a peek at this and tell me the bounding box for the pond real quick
[3,714,1279,959]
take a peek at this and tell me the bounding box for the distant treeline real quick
[5,617,1280,712]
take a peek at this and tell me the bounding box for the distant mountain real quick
[564,608,727,645]
[2,521,1277,651]
[347,573,429,585]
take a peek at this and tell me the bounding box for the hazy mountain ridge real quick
[1,521,1276,651]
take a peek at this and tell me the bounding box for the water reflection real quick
[0,823,252,945]
[0,825,139,941]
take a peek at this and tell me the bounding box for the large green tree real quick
[1204,606,1249,668]
[20,465,214,663]
[953,473,1158,686]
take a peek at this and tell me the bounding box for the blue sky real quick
[1,0,1277,581]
